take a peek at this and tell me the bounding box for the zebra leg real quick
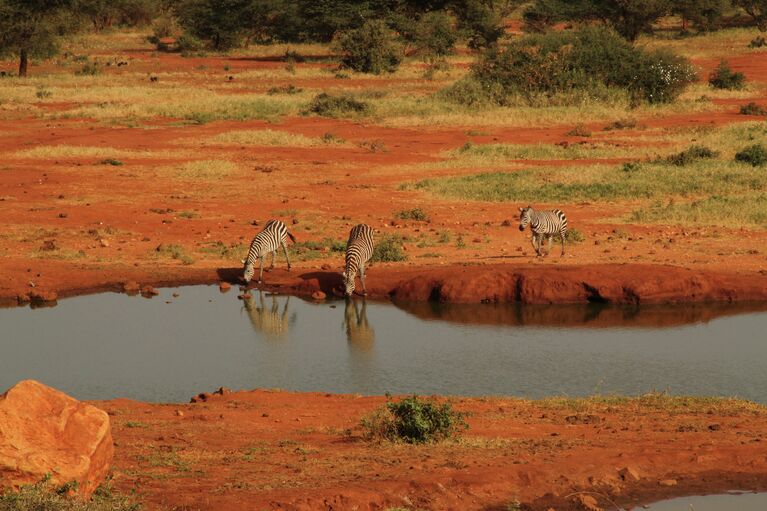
[560,231,566,256]
[268,250,276,270]
[282,241,292,270]
[547,235,553,257]
[359,263,367,296]
[258,255,265,283]
[530,233,539,256]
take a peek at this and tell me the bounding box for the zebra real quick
[242,219,296,284]
[342,224,375,296]
[518,206,568,257]
[242,291,292,340]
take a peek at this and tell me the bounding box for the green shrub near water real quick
[446,27,696,106]
[371,235,407,262]
[361,395,468,444]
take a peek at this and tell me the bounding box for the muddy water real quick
[644,491,767,510]
[1,285,766,403]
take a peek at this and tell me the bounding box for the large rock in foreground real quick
[0,380,113,497]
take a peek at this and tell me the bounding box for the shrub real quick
[371,235,407,262]
[267,84,303,95]
[565,228,585,242]
[604,118,638,131]
[438,76,500,107]
[177,33,205,56]
[666,145,719,166]
[334,20,403,74]
[566,124,591,137]
[708,60,746,90]
[361,395,467,444]
[740,102,767,115]
[396,208,429,221]
[35,87,52,99]
[75,61,100,76]
[735,144,767,166]
[305,93,371,118]
[621,161,642,173]
[465,27,695,105]
[749,36,767,48]
[99,158,123,166]
[412,11,458,61]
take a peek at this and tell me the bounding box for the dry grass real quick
[201,129,331,147]
[13,145,186,159]
[163,160,240,180]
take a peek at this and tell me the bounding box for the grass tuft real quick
[361,395,467,444]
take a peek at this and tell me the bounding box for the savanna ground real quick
[2,22,767,511]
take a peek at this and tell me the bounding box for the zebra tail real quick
[286,231,297,243]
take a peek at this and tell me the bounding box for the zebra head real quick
[242,258,255,283]
[342,270,356,296]
[518,206,533,231]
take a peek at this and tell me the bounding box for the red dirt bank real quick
[100,389,767,511]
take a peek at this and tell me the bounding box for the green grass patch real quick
[630,194,767,228]
[292,238,346,260]
[735,144,767,167]
[154,243,195,265]
[409,159,767,205]
[396,208,430,221]
[0,478,140,511]
[665,145,719,166]
[304,92,371,118]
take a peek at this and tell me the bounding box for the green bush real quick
[75,61,100,76]
[412,11,458,61]
[749,36,767,48]
[666,145,719,166]
[396,208,429,221]
[334,20,403,74]
[371,234,407,262]
[361,395,468,444]
[565,228,585,243]
[709,60,746,90]
[735,144,767,167]
[463,27,695,106]
[177,33,205,56]
[304,93,371,117]
[740,102,767,115]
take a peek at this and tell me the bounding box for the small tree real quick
[335,20,404,74]
[672,0,728,32]
[176,0,252,50]
[0,0,78,77]
[735,0,767,30]
[413,11,458,70]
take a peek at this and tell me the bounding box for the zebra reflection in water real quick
[242,291,295,340]
[344,298,375,351]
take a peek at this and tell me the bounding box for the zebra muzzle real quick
[518,225,525,231]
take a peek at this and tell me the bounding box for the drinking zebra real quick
[342,224,375,296]
[518,206,568,257]
[344,298,375,350]
[242,219,296,283]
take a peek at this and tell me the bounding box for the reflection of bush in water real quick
[242,292,296,339]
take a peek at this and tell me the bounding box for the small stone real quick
[311,290,327,301]
[659,479,677,487]
[190,392,210,404]
[140,285,159,297]
[29,290,57,304]
[172,293,179,298]
[57,212,67,218]
[122,281,140,294]
[99,238,109,247]
[291,218,299,225]
[219,282,231,292]
[175,410,184,417]
[213,387,231,396]
[320,263,332,271]
[576,494,601,511]
[40,240,57,251]
[708,423,722,431]
[618,466,641,482]
[237,293,252,300]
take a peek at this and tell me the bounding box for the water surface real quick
[1,286,765,403]
[644,491,767,510]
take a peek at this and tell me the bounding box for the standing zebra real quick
[242,219,296,283]
[518,206,568,257]
[342,224,375,296]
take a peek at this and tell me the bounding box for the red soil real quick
[98,389,767,511]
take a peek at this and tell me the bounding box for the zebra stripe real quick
[343,224,375,296]
[518,206,568,257]
[243,219,296,283]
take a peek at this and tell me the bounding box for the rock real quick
[576,494,602,511]
[618,466,641,482]
[311,290,327,301]
[140,285,159,297]
[219,282,231,292]
[708,423,722,431]
[321,263,332,271]
[40,240,57,251]
[190,393,210,404]
[175,410,184,417]
[122,281,140,294]
[0,380,113,497]
[98,238,109,248]
[659,479,677,487]
[213,387,231,396]
[29,290,57,305]
[237,293,251,300]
